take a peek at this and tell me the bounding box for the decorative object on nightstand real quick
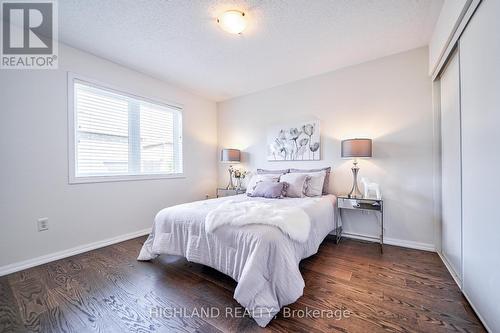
[361,177,381,199]
[233,169,247,191]
[216,188,246,198]
[341,138,372,198]
[220,148,241,190]
[335,196,384,253]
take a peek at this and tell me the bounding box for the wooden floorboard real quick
[0,237,485,333]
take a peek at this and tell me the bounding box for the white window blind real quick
[72,79,182,181]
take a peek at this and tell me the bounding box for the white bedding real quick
[138,194,336,327]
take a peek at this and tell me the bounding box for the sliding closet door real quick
[460,0,500,331]
[440,50,462,282]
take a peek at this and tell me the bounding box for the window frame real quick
[68,72,185,184]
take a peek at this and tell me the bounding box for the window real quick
[69,75,183,183]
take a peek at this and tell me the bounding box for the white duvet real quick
[138,194,336,327]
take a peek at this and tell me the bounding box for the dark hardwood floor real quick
[0,236,484,333]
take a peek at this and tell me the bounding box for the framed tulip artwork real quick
[267,120,321,161]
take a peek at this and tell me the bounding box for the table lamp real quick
[221,148,241,190]
[341,139,372,198]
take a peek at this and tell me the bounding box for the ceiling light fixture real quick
[217,10,247,34]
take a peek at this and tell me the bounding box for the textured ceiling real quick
[59,0,443,101]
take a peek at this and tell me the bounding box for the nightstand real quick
[216,188,246,198]
[335,196,384,253]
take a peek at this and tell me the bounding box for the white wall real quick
[459,0,500,330]
[0,44,218,270]
[217,47,436,250]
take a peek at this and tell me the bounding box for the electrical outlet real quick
[38,218,49,231]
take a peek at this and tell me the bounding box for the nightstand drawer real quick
[337,198,382,211]
[216,188,245,198]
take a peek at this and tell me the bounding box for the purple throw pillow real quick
[248,181,287,198]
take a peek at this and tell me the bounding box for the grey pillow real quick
[246,174,280,195]
[248,181,287,198]
[289,167,331,194]
[279,173,310,198]
[256,168,289,175]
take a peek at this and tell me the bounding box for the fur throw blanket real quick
[205,200,310,242]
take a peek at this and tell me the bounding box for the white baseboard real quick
[341,231,436,252]
[0,228,151,277]
[436,251,491,333]
[461,289,492,333]
[437,251,462,289]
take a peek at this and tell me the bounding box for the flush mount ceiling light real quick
[217,10,247,34]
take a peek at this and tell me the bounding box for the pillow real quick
[256,168,289,175]
[293,171,326,197]
[289,167,331,194]
[246,174,280,195]
[248,181,287,198]
[279,173,310,198]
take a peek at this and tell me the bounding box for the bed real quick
[138,193,336,327]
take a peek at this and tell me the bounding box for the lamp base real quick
[348,160,363,198]
[226,166,235,190]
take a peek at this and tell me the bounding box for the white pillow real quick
[246,174,280,195]
[279,173,310,198]
[293,171,326,197]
